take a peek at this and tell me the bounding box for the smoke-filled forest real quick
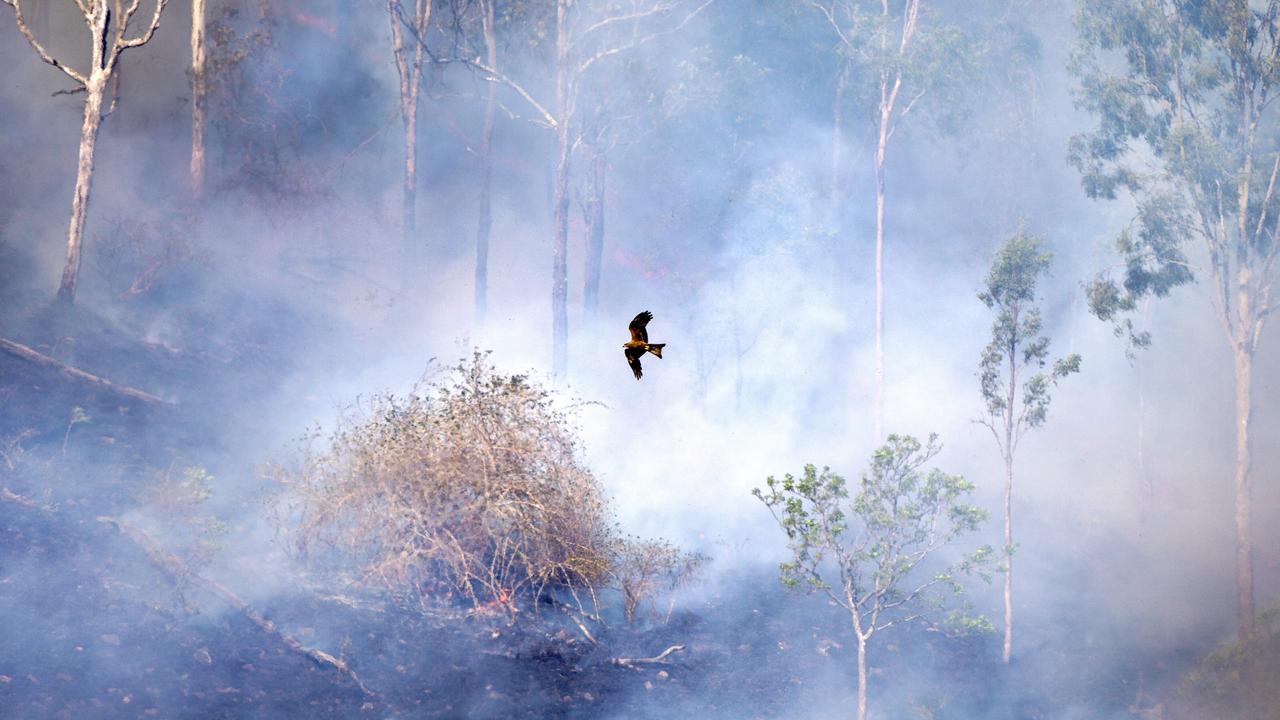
[2,0,1280,718]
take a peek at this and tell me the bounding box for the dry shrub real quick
[614,536,705,624]
[276,352,616,614]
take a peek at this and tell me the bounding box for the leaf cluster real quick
[753,434,993,640]
[1070,0,1280,351]
[978,230,1080,449]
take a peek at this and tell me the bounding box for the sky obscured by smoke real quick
[2,0,1279,716]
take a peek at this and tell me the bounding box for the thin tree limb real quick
[1,0,89,85]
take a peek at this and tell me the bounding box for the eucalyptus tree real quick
[1071,0,1280,641]
[976,230,1080,664]
[807,0,981,441]
[2,0,170,303]
[755,434,993,720]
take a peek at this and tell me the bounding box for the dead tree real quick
[2,0,170,303]
[190,0,207,197]
[388,0,433,265]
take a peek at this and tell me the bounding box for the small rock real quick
[656,670,669,681]
[644,681,654,690]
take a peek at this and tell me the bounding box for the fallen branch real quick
[97,516,375,698]
[611,644,686,668]
[0,338,171,406]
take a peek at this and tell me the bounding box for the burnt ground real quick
[0,301,1193,720]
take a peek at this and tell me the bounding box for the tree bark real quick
[1002,448,1014,664]
[58,72,107,304]
[1232,346,1255,642]
[872,114,887,442]
[552,122,571,380]
[190,0,207,198]
[388,0,428,265]
[473,0,497,326]
[856,632,868,720]
[550,0,571,380]
[1002,321,1018,665]
[582,143,605,320]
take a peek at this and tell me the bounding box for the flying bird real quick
[623,310,665,380]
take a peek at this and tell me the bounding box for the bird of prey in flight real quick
[624,310,665,380]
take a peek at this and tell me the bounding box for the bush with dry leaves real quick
[273,352,677,619]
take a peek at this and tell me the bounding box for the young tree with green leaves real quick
[1071,0,1280,642]
[808,0,978,440]
[754,434,993,720]
[976,230,1080,665]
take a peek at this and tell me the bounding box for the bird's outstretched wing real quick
[629,311,653,343]
[625,346,645,380]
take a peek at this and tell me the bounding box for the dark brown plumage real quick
[623,310,665,380]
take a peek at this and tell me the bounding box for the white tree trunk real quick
[550,0,571,380]
[59,73,107,303]
[856,633,868,720]
[190,0,207,198]
[872,112,888,442]
[473,0,497,326]
[1232,346,1254,641]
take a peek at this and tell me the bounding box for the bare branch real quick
[115,0,167,51]
[457,57,559,128]
[2,0,89,85]
[577,0,714,75]
[807,0,855,51]
[576,1,678,42]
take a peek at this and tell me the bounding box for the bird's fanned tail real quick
[647,343,665,359]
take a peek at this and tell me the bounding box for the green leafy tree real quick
[1070,0,1280,641]
[754,434,993,720]
[976,229,1080,664]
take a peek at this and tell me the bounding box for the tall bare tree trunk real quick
[190,0,206,198]
[872,107,888,441]
[856,633,868,720]
[552,124,570,379]
[402,103,418,253]
[582,143,605,320]
[550,0,570,379]
[473,0,497,326]
[59,74,107,303]
[1232,346,1255,642]
[388,0,428,265]
[58,2,114,304]
[1002,448,1014,664]
[1001,328,1018,664]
